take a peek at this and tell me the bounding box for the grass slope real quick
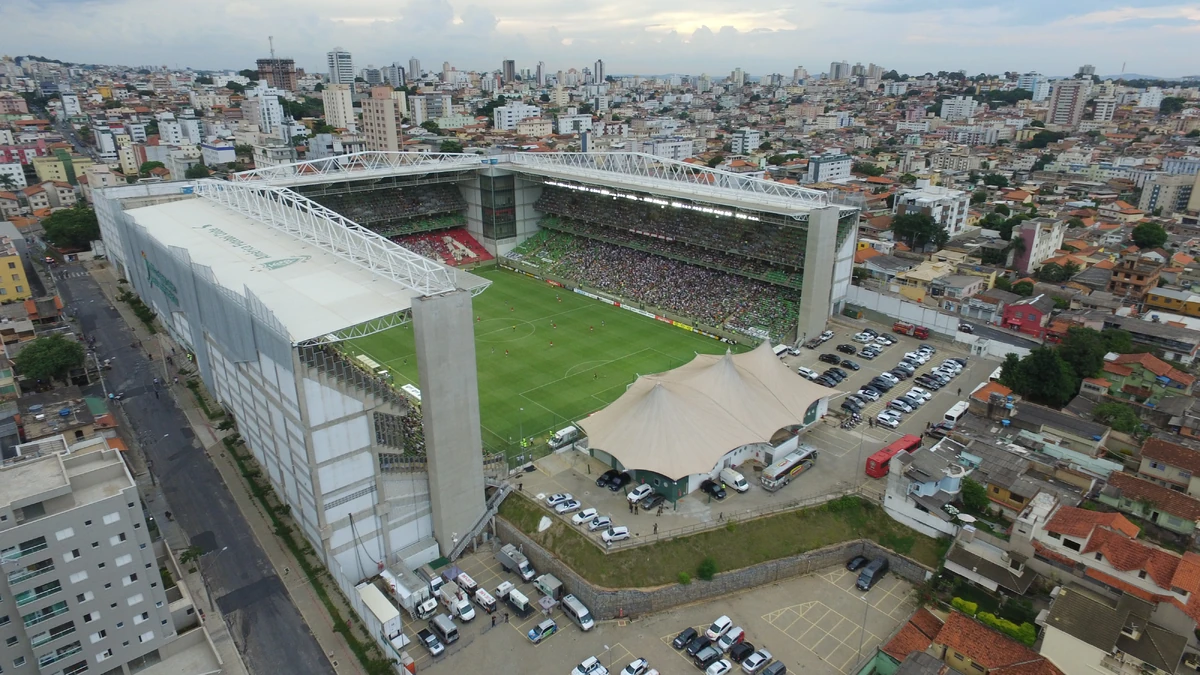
[499,493,944,589]
[349,268,743,455]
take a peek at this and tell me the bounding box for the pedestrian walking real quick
[491,615,497,627]
[154,391,159,399]
[504,612,510,623]
[491,346,495,354]
[518,483,523,492]
[957,387,962,396]
[653,523,658,534]
[173,377,178,385]
[628,501,633,514]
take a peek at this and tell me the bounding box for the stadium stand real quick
[394,229,494,267]
[308,184,467,237]
[508,231,800,340]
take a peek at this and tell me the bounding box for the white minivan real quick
[719,468,749,493]
[549,426,579,449]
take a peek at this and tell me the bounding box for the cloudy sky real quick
[7,0,1200,78]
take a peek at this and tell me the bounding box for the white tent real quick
[578,342,831,480]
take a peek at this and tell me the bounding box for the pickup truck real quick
[416,628,444,657]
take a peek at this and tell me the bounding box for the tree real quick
[1020,130,1066,149]
[313,83,324,92]
[705,155,724,169]
[224,81,245,94]
[1131,222,1168,249]
[983,173,1009,188]
[1011,347,1079,406]
[766,154,788,166]
[998,353,1026,391]
[758,141,773,151]
[439,140,464,154]
[994,203,1011,216]
[234,143,253,157]
[1100,329,1133,354]
[971,190,987,204]
[539,93,550,102]
[1058,327,1107,380]
[960,477,990,513]
[237,69,259,81]
[1092,402,1141,433]
[853,162,885,177]
[194,75,213,85]
[184,164,211,179]
[1187,129,1200,138]
[42,205,99,249]
[891,212,946,249]
[1011,280,1034,296]
[138,160,164,176]
[1030,120,1045,128]
[14,334,86,385]
[0,174,16,191]
[1066,217,1085,228]
[1160,97,1186,116]
[899,173,917,185]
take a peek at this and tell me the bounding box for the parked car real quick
[853,332,874,343]
[546,493,574,506]
[875,413,900,429]
[847,394,868,408]
[706,615,734,640]
[840,359,860,370]
[621,658,650,675]
[878,372,900,384]
[857,388,881,401]
[958,323,974,334]
[893,361,915,374]
[819,330,835,342]
[877,334,897,345]
[762,662,787,675]
[840,401,862,414]
[729,643,756,664]
[898,395,923,409]
[903,351,928,364]
[574,657,610,675]
[908,387,932,402]
[674,627,699,650]
[641,493,666,511]
[527,617,558,643]
[862,328,879,338]
[588,516,613,531]
[829,367,848,379]
[741,649,773,674]
[555,499,581,514]
[707,660,734,675]
[823,369,845,383]
[888,369,910,381]
[717,627,745,652]
[602,526,631,543]
[868,378,893,392]
[856,557,891,591]
[836,344,857,354]
[607,472,632,492]
[950,357,968,366]
[596,469,620,488]
[628,484,654,503]
[700,480,728,500]
[846,555,869,571]
[927,421,955,438]
[918,344,936,354]
[686,635,713,657]
[814,376,837,387]
[860,350,878,360]
[573,508,599,525]
[819,353,841,364]
[888,399,914,414]
[694,646,723,669]
[797,367,819,380]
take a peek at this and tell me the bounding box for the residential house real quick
[944,528,1038,595]
[1103,315,1200,365]
[1082,352,1196,404]
[1136,437,1200,498]
[0,192,18,219]
[19,184,49,212]
[860,254,916,284]
[884,437,975,538]
[929,274,988,312]
[894,261,956,303]
[930,612,1064,675]
[1098,471,1200,538]
[1107,253,1163,303]
[1005,402,1111,457]
[1146,288,1200,319]
[1098,200,1146,223]
[960,288,1020,324]
[1001,293,1057,338]
[1041,585,1188,675]
[1014,218,1068,275]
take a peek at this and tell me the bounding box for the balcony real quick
[38,641,82,669]
[22,601,68,628]
[1,537,48,562]
[8,559,55,586]
[30,622,75,648]
[16,581,62,607]
[62,663,88,675]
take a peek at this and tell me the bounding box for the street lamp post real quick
[199,546,229,611]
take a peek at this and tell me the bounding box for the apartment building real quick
[0,236,30,301]
[730,128,761,154]
[1013,218,1067,275]
[893,185,970,238]
[0,437,199,675]
[360,87,408,152]
[1138,173,1194,216]
[939,96,978,121]
[1107,253,1162,303]
[1046,79,1090,128]
[806,152,852,183]
[321,84,355,131]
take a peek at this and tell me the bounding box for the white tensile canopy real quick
[578,341,831,480]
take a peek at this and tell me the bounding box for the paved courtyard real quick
[411,549,915,675]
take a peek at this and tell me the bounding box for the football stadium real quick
[93,152,859,629]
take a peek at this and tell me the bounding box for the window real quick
[1150,461,1162,470]
[62,550,80,562]
[14,656,25,667]
[69,571,88,584]
[10,275,17,281]
[133,611,149,625]
[122,574,137,587]
[6,262,13,269]
[102,513,120,525]
[139,631,153,643]
[90,542,99,549]
[103,584,111,589]
[14,287,21,294]
[83,612,99,624]
[84,521,92,527]
[0,616,7,627]
[1139,570,1148,579]
[96,648,113,662]
[126,594,143,607]
[1064,539,1082,552]
[55,527,74,541]
[96,563,105,569]
[89,631,106,643]
[5,636,16,647]
[1048,532,1061,540]
[76,592,93,603]
[114,554,132,567]
[1094,553,1103,561]
[109,534,126,546]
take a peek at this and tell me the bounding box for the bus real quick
[864,434,922,478]
[944,401,970,427]
[760,445,819,491]
[989,366,1002,383]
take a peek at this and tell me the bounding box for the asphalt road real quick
[51,260,335,675]
[958,319,1041,349]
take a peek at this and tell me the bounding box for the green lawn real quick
[348,267,743,458]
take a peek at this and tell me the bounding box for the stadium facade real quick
[94,152,859,585]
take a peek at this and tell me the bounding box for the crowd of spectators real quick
[510,231,801,340]
[393,229,493,266]
[309,184,466,232]
[535,187,808,268]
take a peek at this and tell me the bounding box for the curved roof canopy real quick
[578,342,831,480]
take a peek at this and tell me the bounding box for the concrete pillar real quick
[411,290,487,557]
[798,205,841,342]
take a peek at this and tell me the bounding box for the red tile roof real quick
[1044,506,1140,538]
[1082,528,1181,589]
[935,613,1063,675]
[1102,362,1135,378]
[1140,438,1200,474]
[1111,353,1195,387]
[1107,472,1200,522]
[970,381,1013,404]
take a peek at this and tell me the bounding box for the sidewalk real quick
[88,262,367,675]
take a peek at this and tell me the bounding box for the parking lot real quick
[513,321,1000,544]
[415,548,915,675]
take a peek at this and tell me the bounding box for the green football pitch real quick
[348,267,745,459]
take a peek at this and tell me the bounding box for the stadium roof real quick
[125,196,485,344]
[578,342,831,480]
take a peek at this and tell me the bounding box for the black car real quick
[847,394,868,408]
[686,635,713,656]
[916,377,942,390]
[823,369,845,383]
[846,555,869,571]
[641,493,665,511]
[836,344,857,355]
[829,367,848,379]
[869,378,894,392]
[607,472,632,492]
[596,469,620,488]
[673,627,699,650]
[700,480,727,500]
[889,369,910,381]
[958,323,974,334]
[841,400,862,414]
[819,353,841,364]
[950,357,968,366]
[730,642,756,664]
[814,376,836,387]
[840,359,861,370]
[862,328,879,338]
[861,384,885,397]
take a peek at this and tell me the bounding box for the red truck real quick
[893,321,930,339]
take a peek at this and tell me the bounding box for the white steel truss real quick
[231,151,487,187]
[191,180,489,305]
[508,152,832,216]
[303,311,412,346]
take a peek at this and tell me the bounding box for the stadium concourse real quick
[579,342,831,499]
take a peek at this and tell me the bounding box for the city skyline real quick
[4,0,1200,78]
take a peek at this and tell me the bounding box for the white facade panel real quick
[312,415,372,464]
[317,451,375,494]
[304,377,365,425]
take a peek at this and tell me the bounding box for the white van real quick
[549,426,579,449]
[431,614,459,644]
[561,594,595,631]
[772,344,789,358]
[719,468,750,493]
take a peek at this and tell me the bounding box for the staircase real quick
[449,481,512,561]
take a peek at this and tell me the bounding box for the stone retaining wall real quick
[495,520,934,620]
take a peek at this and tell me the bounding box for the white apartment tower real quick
[1093,96,1117,122]
[793,66,808,84]
[730,128,761,154]
[939,96,979,121]
[593,59,605,84]
[322,84,356,131]
[493,103,541,130]
[536,61,545,87]
[1046,79,1090,128]
[894,185,970,238]
[0,437,189,675]
[327,48,355,85]
[408,57,421,82]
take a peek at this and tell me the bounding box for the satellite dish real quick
[958,514,978,523]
